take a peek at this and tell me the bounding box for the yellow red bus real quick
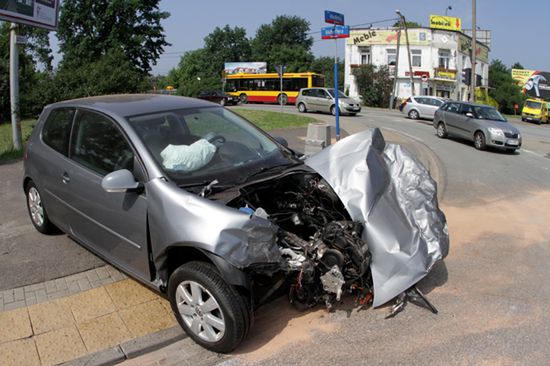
[225,72,325,105]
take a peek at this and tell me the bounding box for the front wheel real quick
[219,99,226,106]
[168,261,250,353]
[474,131,487,150]
[330,105,339,116]
[436,122,448,138]
[26,181,56,234]
[297,103,307,113]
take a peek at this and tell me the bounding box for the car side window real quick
[460,104,474,116]
[70,110,134,176]
[447,103,460,114]
[415,97,426,105]
[318,89,329,98]
[42,108,76,156]
[432,99,443,106]
[301,89,310,96]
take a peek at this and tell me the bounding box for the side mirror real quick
[101,169,140,193]
[273,136,289,147]
[465,112,474,118]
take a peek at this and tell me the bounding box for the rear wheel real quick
[408,109,420,120]
[436,123,448,138]
[277,93,288,105]
[330,105,339,116]
[297,103,307,113]
[239,93,248,104]
[26,181,56,234]
[168,261,250,353]
[474,131,487,150]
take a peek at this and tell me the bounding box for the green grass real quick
[233,109,317,130]
[0,120,36,163]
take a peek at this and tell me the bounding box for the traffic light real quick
[462,68,471,86]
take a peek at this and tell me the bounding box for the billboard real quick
[458,34,489,63]
[348,29,431,46]
[430,15,462,31]
[512,69,550,100]
[0,0,60,30]
[224,62,267,75]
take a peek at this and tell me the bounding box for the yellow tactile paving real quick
[78,311,132,353]
[28,298,75,335]
[0,307,33,344]
[0,338,40,366]
[119,299,177,338]
[34,325,87,366]
[105,278,158,309]
[66,287,116,323]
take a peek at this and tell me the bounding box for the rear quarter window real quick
[41,108,76,156]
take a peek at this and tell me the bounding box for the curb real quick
[61,326,186,366]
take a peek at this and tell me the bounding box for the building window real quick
[411,49,422,67]
[439,49,450,69]
[359,47,371,65]
[386,49,396,66]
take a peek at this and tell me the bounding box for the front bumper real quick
[487,134,522,149]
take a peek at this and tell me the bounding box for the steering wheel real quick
[207,134,226,146]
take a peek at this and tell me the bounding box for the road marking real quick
[521,148,547,159]
[383,127,425,143]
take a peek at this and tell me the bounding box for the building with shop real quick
[344,25,490,102]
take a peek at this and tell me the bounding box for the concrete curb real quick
[61,326,186,366]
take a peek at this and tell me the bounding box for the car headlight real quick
[488,127,504,137]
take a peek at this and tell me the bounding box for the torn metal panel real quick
[306,128,449,307]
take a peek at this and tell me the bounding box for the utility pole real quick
[10,23,22,150]
[397,10,415,97]
[389,23,402,109]
[470,0,477,103]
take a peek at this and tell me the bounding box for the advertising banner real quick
[512,69,550,100]
[429,15,462,31]
[0,0,59,30]
[348,29,431,46]
[458,34,489,63]
[224,62,267,75]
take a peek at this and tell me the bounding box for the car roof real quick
[47,94,216,117]
[444,101,496,108]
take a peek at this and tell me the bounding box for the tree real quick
[488,59,525,114]
[352,64,393,107]
[310,56,344,90]
[392,20,422,28]
[171,49,221,97]
[204,25,251,74]
[251,15,313,72]
[58,0,169,74]
[511,62,524,70]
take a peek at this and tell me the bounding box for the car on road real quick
[296,87,361,116]
[434,101,522,152]
[23,94,448,353]
[401,96,446,120]
[197,90,239,106]
[521,98,548,124]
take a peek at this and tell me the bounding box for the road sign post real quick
[322,11,348,142]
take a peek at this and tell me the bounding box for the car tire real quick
[330,105,339,116]
[239,94,248,104]
[408,109,420,120]
[521,117,525,122]
[474,131,487,150]
[278,93,288,105]
[168,261,250,353]
[349,113,357,116]
[26,181,56,234]
[506,148,516,153]
[297,103,307,113]
[436,123,448,138]
[220,99,226,106]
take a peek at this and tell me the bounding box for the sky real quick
[53,0,550,75]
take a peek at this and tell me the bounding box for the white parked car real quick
[402,96,446,120]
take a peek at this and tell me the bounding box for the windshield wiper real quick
[240,162,303,184]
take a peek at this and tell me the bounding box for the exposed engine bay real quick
[227,171,374,310]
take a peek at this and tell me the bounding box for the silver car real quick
[296,87,361,116]
[24,94,448,353]
[402,96,446,120]
[433,101,522,152]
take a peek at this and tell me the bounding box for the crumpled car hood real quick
[305,128,449,307]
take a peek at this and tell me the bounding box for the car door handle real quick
[62,172,71,184]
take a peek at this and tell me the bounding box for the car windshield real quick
[473,106,506,122]
[326,89,348,99]
[128,107,296,186]
[526,100,542,109]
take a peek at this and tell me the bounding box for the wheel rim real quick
[410,110,418,119]
[176,280,225,343]
[298,103,305,112]
[28,187,44,227]
[437,124,445,137]
[475,133,483,148]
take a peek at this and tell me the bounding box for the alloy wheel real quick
[28,187,44,227]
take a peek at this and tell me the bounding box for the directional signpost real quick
[322,11,349,141]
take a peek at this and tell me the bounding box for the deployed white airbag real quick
[161,139,216,172]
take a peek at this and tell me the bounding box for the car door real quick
[443,102,465,136]
[318,89,333,113]
[308,89,324,112]
[427,98,444,119]
[64,109,151,281]
[414,97,429,118]
[458,104,478,138]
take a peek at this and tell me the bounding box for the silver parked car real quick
[24,94,448,353]
[296,87,361,116]
[433,101,522,152]
[402,96,446,120]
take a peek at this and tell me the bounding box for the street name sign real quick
[321,25,350,39]
[324,10,344,25]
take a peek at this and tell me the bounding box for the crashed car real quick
[23,94,448,353]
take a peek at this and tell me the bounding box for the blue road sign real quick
[321,25,350,39]
[324,10,344,25]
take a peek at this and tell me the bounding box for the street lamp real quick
[445,6,452,16]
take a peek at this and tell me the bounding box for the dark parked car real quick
[24,94,448,352]
[197,90,239,106]
[433,101,522,152]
